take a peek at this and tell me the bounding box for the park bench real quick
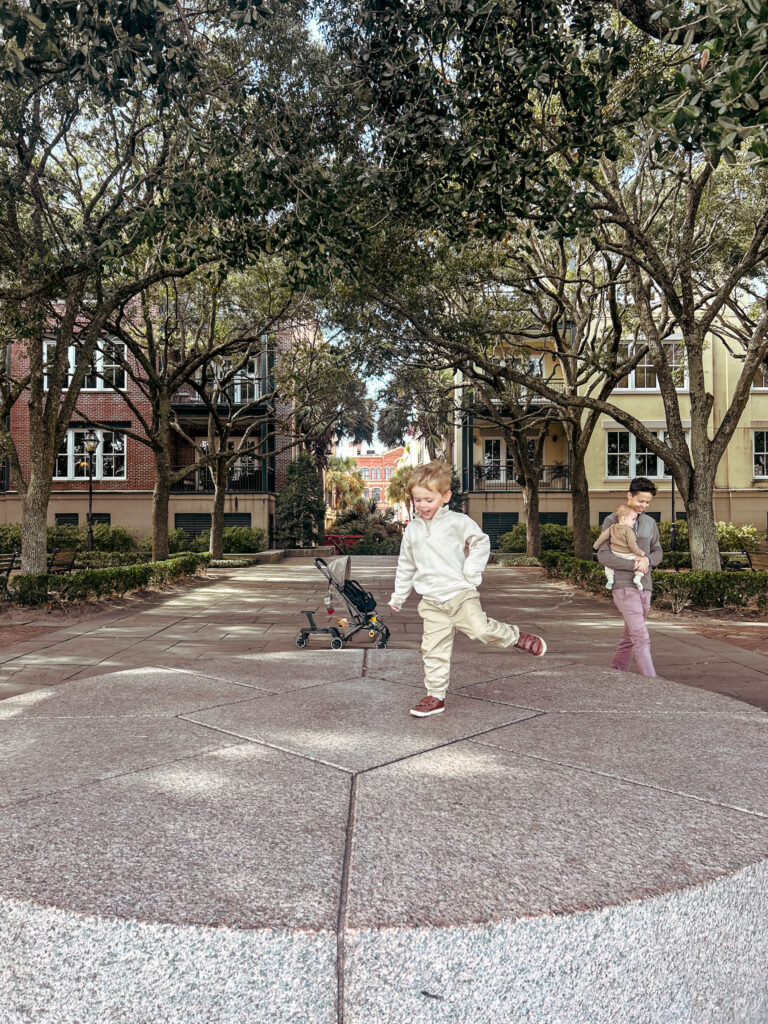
[743,542,768,572]
[0,551,18,591]
[47,548,79,574]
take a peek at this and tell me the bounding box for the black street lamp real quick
[670,477,677,552]
[83,429,100,552]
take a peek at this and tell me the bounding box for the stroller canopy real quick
[325,555,351,588]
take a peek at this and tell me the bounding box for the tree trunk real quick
[686,476,721,571]
[522,479,542,557]
[209,459,228,558]
[570,454,592,559]
[20,470,52,574]
[152,451,172,561]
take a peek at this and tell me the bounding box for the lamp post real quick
[670,477,677,552]
[83,429,100,552]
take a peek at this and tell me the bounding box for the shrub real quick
[351,533,401,555]
[192,526,266,553]
[492,554,543,567]
[715,521,763,552]
[7,554,211,606]
[139,528,191,556]
[89,523,136,552]
[658,519,690,552]
[539,551,768,613]
[46,524,81,550]
[499,523,574,552]
[0,524,21,553]
[660,551,692,570]
[74,551,151,569]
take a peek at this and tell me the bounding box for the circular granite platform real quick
[0,648,766,1023]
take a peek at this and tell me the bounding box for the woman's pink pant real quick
[611,587,657,677]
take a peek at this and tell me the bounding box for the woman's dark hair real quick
[629,477,657,496]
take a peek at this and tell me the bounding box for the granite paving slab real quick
[185,677,538,772]
[189,649,366,689]
[459,665,762,714]
[363,647,574,687]
[344,742,768,930]
[0,667,265,720]
[0,716,239,806]
[473,710,768,814]
[0,741,349,929]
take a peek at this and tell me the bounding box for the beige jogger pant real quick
[418,589,519,700]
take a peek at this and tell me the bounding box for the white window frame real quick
[219,356,261,403]
[754,431,768,479]
[605,429,670,480]
[614,340,688,392]
[45,338,127,392]
[53,429,127,480]
[752,366,768,390]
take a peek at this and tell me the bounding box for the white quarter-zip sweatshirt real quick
[389,505,491,607]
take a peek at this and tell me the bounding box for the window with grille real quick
[606,430,676,480]
[614,340,687,391]
[46,338,126,391]
[484,439,501,480]
[53,429,127,480]
[754,431,768,478]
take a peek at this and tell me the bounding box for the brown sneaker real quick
[410,696,446,718]
[515,632,547,657]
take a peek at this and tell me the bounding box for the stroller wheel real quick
[295,635,308,649]
[375,640,388,649]
[330,636,345,650]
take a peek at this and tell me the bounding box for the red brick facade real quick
[351,447,405,511]
[1,333,298,543]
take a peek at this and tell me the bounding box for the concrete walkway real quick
[0,559,767,1023]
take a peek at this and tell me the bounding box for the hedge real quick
[351,534,402,555]
[502,521,765,555]
[539,551,768,613]
[6,553,211,606]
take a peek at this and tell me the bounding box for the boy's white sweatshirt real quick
[389,505,491,606]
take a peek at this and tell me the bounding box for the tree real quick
[320,5,768,569]
[323,229,642,557]
[326,456,366,512]
[376,367,457,460]
[0,2,364,571]
[386,464,414,520]
[276,452,326,547]
[279,333,375,463]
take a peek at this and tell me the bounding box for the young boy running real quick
[388,461,546,717]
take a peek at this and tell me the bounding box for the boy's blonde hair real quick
[408,460,453,495]
[615,503,637,521]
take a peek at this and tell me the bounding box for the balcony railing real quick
[171,465,273,494]
[171,378,268,407]
[474,464,571,492]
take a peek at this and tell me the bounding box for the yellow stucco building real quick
[454,338,768,546]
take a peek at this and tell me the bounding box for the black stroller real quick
[295,556,391,650]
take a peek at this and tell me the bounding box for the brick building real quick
[0,332,298,546]
[351,446,405,511]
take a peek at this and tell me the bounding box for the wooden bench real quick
[0,551,18,590]
[47,548,79,574]
[743,542,768,572]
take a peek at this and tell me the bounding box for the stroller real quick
[295,556,391,650]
